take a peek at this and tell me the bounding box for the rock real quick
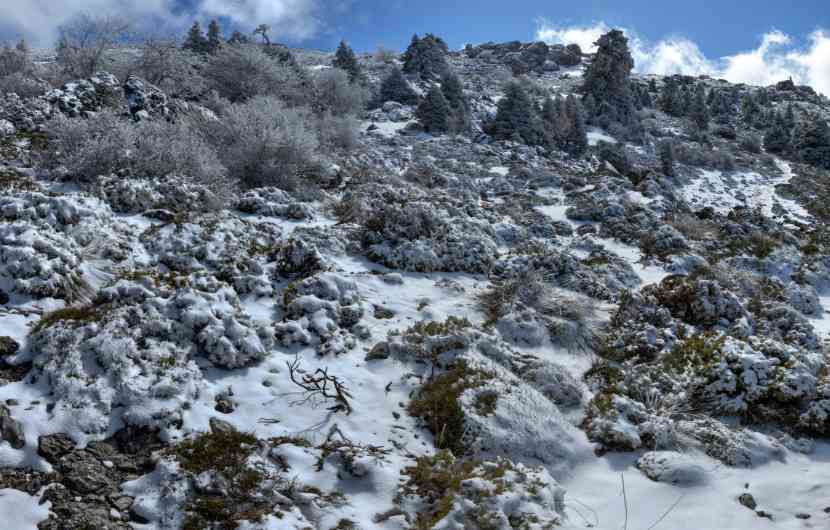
[0,119,15,137]
[381,273,405,285]
[0,289,8,304]
[366,342,391,361]
[38,433,77,463]
[636,451,709,486]
[738,493,757,510]
[60,451,112,494]
[215,396,235,414]
[382,101,403,113]
[795,513,810,519]
[123,76,169,120]
[209,417,235,434]
[0,405,25,449]
[373,305,396,319]
[0,336,19,357]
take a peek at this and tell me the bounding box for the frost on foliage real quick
[379,322,585,474]
[275,272,365,355]
[0,191,132,300]
[237,187,314,220]
[397,451,565,530]
[90,174,232,215]
[30,277,273,434]
[141,213,281,296]
[355,185,501,273]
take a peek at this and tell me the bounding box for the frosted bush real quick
[204,44,305,103]
[207,96,320,190]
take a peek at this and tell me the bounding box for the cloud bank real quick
[536,20,830,97]
[0,0,320,47]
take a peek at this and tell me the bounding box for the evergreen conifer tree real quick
[333,40,362,82]
[183,21,208,54]
[581,29,635,125]
[378,66,418,105]
[490,81,542,145]
[659,140,675,176]
[206,20,223,54]
[417,85,451,133]
[689,84,710,132]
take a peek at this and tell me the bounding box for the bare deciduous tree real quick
[56,14,131,79]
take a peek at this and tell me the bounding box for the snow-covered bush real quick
[396,451,565,529]
[312,68,367,117]
[206,95,320,190]
[29,276,274,434]
[203,43,304,103]
[43,111,232,205]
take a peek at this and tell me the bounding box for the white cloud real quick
[535,21,611,53]
[535,20,830,96]
[0,0,319,47]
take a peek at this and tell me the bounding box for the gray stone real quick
[38,433,77,463]
[0,336,19,357]
[0,405,25,449]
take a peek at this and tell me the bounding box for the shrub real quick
[317,112,360,151]
[131,39,207,97]
[206,95,320,190]
[0,72,46,98]
[203,43,305,103]
[312,68,367,116]
[56,14,131,78]
[407,361,493,456]
[42,110,133,180]
[374,45,398,64]
[0,41,32,77]
[43,111,233,206]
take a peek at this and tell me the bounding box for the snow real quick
[587,128,618,146]
[680,161,811,222]
[363,120,413,138]
[489,165,509,176]
[563,442,830,530]
[0,489,51,530]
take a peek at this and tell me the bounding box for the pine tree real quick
[402,33,449,79]
[581,29,635,126]
[658,77,684,117]
[378,66,418,105]
[183,21,208,54]
[541,96,563,147]
[440,71,470,133]
[563,94,588,154]
[763,112,791,154]
[417,85,451,133]
[793,114,830,169]
[206,20,223,54]
[659,140,675,176]
[333,40,362,82]
[490,81,543,145]
[689,84,710,132]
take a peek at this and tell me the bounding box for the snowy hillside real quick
[0,26,830,530]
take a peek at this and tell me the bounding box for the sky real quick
[1,1,829,95]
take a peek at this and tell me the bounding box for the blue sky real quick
[308,0,829,57]
[1,1,828,94]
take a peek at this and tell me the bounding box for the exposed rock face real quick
[464,40,583,74]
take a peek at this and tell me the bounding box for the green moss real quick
[407,361,493,456]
